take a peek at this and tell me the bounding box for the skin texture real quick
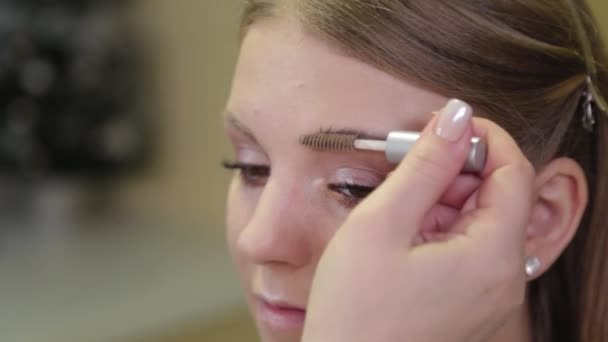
[224,17,588,342]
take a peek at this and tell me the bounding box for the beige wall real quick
[119,1,608,232]
[119,1,243,231]
[592,0,608,30]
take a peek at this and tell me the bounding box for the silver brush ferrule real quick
[385,131,487,173]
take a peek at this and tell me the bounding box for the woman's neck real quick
[489,304,533,342]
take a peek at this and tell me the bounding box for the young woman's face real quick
[224,17,448,342]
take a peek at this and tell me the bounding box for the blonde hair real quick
[241,1,608,341]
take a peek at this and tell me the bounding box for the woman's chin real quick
[256,322,303,342]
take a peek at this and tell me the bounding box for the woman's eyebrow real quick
[223,112,258,143]
[313,127,387,141]
[311,112,431,141]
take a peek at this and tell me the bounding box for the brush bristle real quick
[299,133,357,151]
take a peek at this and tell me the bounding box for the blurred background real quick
[0,1,606,341]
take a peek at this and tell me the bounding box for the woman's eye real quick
[328,183,376,208]
[222,161,270,187]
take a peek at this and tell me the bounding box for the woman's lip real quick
[255,296,306,331]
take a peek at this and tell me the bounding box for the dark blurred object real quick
[0,0,152,178]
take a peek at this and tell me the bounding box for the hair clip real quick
[582,76,608,132]
[582,77,596,132]
[565,0,607,132]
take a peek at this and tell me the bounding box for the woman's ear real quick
[525,157,588,279]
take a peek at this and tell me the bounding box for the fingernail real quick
[434,99,472,142]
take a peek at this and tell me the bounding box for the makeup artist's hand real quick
[302,99,535,342]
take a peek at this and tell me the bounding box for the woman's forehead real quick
[228,18,447,140]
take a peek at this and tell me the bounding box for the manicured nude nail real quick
[434,99,472,142]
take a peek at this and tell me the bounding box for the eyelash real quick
[222,161,377,208]
[222,161,270,186]
[327,183,376,208]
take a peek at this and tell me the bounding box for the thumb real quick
[352,99,475,244]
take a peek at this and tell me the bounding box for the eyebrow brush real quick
[300,131,487,173]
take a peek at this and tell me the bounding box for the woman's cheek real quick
[308,194,355,258]
[226,179,257,276]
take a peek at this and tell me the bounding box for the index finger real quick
[464,118,536,252]
[475,118,533,179]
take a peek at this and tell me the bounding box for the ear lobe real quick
[524,158,588,278]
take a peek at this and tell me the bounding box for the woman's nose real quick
[237,179,312,268]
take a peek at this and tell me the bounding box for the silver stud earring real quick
[525,256,541,277]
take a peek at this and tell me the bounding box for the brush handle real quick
[385,131,487,173]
